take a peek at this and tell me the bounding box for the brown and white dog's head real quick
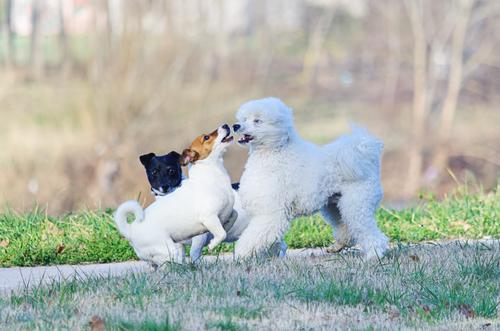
[180,124,234,166]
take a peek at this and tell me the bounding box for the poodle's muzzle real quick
[233,123,254,144]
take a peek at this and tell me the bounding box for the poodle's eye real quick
[253,119,262,124]
[203,135,210,141]
[151,170,158,176]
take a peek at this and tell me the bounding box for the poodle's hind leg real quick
[338,183,389,260]
[321,197,354,254]
[235,212,289,259]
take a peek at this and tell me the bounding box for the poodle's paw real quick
[326,242,347,253]
[363,244,389,261]
[279,241,288,258]
[190,256,202,264]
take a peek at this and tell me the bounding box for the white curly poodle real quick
[233,97,389,260]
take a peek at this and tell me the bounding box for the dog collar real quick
[150,181,183,197]
[151,188,165,197]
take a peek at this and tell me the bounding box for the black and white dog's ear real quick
[168,151,181,162]
[180,149,199,166]
[139,153,156,167]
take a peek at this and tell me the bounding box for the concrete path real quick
[1,239,496,293]
[0,260,148,293]
[0,248,327,293]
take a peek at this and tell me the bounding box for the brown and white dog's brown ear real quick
[180,149,199,166]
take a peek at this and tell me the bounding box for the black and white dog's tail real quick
[114,200,144,240]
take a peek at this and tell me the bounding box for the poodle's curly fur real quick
[234,98,389,260]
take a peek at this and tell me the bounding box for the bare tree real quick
[57,0,70,74]
[403,0,428,197]
[429,0,500,183]
[2,0,15,67]
[402,0,500,196]
[372,1,403,113]
[301,7,335,92]
[29,0,44,77]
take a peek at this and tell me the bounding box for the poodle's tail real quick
[329,125,384,181]
[114,200,144,240]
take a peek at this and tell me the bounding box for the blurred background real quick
[0,0,499,214]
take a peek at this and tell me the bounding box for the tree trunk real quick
[58,0,70,75]
[429,0,474,183]
[3,0,15,66]
[29,0,43,77]
[300,9,334,93]
[404,0,428,198]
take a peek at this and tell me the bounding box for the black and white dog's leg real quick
[203,215,227,251]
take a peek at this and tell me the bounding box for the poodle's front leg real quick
[279,240,288,258]
[235,212,289,258]
[190,233,210,263]
[202,215,226,251]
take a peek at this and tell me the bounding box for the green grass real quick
[0,187,498,267]
[0,242,498,330]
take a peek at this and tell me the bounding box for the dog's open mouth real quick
[238,134,254,144]
[221,129,233,143]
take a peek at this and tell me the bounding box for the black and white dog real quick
[139,152,184,197]
[139,151,286,262]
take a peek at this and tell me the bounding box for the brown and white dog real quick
[114,124,236,267]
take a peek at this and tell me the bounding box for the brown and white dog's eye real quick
[203,135,210,141]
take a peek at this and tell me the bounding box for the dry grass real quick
[1,241,498,330]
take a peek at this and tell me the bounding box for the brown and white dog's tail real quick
[114,200,144,240]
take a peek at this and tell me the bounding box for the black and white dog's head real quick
[139,151,183,197]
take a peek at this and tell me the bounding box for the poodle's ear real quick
[139,153,156,167]
[180,149,199,166]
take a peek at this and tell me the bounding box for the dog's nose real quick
[233,124,241,132]
[222,124,230,131]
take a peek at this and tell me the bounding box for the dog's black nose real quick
[222,124,230,131]
[233,124,241,132]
